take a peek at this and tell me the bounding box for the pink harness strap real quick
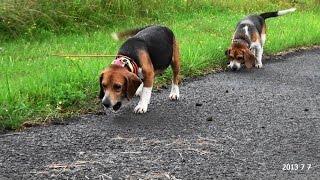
[111,56,139,74]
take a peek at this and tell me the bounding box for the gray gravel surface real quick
[1,49,320,180]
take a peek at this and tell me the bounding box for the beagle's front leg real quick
[134,50,154,114]
[134,86,152,113]
[255,45,263,68]
[250,42,263,68]
[135,82,143,96]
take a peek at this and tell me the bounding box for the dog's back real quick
[234,15,264,43]
[116,26,174,70]
[135,26,174,70]
[234,8,296,44]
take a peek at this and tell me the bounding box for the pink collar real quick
[112,56,139,74]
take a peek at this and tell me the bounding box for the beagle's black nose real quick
[232,66,238,71]
[102,99,111,108]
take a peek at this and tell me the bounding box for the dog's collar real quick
[232,38,250,48]
[112,56,139,74]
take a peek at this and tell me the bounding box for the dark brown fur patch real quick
[138,49,154,87]
[261,23,266,34]
[171,38,180,85]
[251,31,260,43]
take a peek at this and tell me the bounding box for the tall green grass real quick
[1,0,320,129]
[1,0,319,40]
[0,0,216,39]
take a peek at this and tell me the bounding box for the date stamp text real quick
[282,164,312,171]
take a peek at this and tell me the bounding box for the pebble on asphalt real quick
[206,116,213,121]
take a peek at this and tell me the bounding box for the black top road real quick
[1,49,319,180]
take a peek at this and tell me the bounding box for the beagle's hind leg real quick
[169,38,180,100]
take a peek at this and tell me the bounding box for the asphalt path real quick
[1,48,319,180]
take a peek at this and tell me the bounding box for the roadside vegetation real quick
[1,0,320,129]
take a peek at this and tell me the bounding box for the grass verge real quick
[1,1,320,129]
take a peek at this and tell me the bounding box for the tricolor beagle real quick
[226,8,296,70]
[99,25,180,113]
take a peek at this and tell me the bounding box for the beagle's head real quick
[99,65,142,111]
[225,42,256,70]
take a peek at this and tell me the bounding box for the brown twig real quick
[50,54,119,58]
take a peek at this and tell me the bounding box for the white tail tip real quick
[111,32,119,41]
[277,8,296,16]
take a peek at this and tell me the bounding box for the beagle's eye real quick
[113,84,122,92]
[237,56,243,60]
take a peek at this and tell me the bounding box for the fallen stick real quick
[50,54,118,58]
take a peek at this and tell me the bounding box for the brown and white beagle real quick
[226,8,296,70]
[99,25,180,113]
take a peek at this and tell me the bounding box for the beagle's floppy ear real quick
[125,72,142,100]
[225,48,231,56]
[99,74,104,99]
[243,49,256,69]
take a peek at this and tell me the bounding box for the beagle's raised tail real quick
[259,8,296,19]
[111,26,150,41]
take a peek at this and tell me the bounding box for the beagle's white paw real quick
[169,84,180,100]
[134,87,151,113]
[255,63,263,68]
[169,93,179,100]
[134,104,148,114]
